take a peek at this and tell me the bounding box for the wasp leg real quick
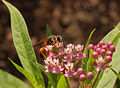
[33,40,44,47]
[43,40,48,46]
[39,47,46,59]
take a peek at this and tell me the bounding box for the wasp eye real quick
[57,36,61,42]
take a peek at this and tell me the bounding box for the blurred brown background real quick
[0,0,120,88]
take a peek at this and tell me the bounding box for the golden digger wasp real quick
[33,35,62,59]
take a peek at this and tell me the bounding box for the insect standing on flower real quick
[33,35,62,59]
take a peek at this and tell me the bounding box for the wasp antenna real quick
[33,40,44,47]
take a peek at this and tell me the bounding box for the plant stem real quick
[91,71,100,88]
[79,79,84,88]
[65,77,71,88]
[74,59,80,67]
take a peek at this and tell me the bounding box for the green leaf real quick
[39,64,55,88]
[57,75,67,88]
[3,0,45,87]
[46,24,51,37]
[87,50,94,73]
[39,64,60,88]
[95,23,120,88]
[9,58,38,88]
[81,28,96,75]
[112,32,120,46]
[0,69,31,88]
[79,86,82,88]
[110,67,120,80]
[102,24,120,43]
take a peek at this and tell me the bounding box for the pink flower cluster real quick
[43,40,115,78]
[88,41,115,71]
[44,42,86,77]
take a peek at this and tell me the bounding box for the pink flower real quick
[52,59,59,66]
[52,64,64,73]
[44,57,53,65]
[93,57,107,71]
[97,57,104,65]
[64,48,72,54]
[45,45,54,51]
[63,55,72,62]
[44,65,54,72]
[75,52,86,60]
[93,65,107,71]
[65,62,74,70]
[52,59,64,73]
[44,57,54,72]
[75,44,84,52]
[58,49,64,56]
[67,44,74,50]
[48,52,57,58]
[55,42,63,48]
[64,62,76,77]
[64,70,76,77]
[70,52,76,57]
[64,44,74,55]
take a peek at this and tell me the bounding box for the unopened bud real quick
[88,44,94,50]
[99,41,105,47]
[87,72,93,79]
[80,74,86,81]
[92,52,98,59]
[77,68,84,75]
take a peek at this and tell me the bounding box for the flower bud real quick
[107,42,112,48]
[88,44,94,50]
[94,45,97,50]
[96,48,101,54]
[106,51,112,56]
[87,72,93,79]
[77,68,84,75]
[92,52,98,59]
[80,74,86,81]
[96,45,100,48]
[106,56,112,63]
[94,45,99,50]
[101,45,107,51]
[109,45,115,52]
[100,49,106,57]
[99,41,105,47]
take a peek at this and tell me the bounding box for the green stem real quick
[91,71,100,88]
[65,77,71,88]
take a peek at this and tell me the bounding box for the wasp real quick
[33,35,62,59]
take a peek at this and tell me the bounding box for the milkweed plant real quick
[1,0,120,88]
